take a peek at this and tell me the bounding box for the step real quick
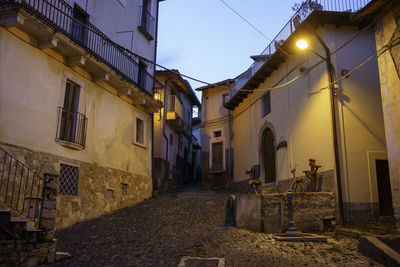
[26,227,42,243]
[8,218,28,239]
[0,209,11,227]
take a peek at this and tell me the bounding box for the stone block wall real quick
[0,142,152,229]
[261,192,336,233]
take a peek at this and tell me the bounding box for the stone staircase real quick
[0,209,41,242]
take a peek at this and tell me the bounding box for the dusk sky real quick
[157,0,300,100]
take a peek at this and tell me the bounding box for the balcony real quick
[55,107,87,150]
[138,5,155,40]
[166,95,184,131]
[0,0,162,113]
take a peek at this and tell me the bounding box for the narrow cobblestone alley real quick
[48,184,381,267]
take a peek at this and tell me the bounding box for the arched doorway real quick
[262,128,276,183]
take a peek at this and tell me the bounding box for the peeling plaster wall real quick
[374,3,400,224]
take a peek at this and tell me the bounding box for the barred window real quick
[59,164,79,196]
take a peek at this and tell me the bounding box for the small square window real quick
[121,183,128,195]
[106,189,114,199]
[222,93,229,106]
[214,131,222,138]
[59,164,79,196]
[262,92,271,117]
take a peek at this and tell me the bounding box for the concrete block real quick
[358,236,400,267]
[234,194,262,232]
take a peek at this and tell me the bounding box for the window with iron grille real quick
[59,164,79,196]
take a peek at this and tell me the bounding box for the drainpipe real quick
[228,110,232,189]
[313,30,344,224]
[162,78,170,182]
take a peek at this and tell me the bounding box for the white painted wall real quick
[0,27,152,176]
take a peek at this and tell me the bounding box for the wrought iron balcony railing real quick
[233,0,371,90]
[0,0,156,94]
[55,107,87,149]
[138,5,155,40]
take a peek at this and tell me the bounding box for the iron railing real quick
[233,0,371,89]
[0,0,156,94]
[55,107,88,149]
[138,5,155,40]
[0,147,45,225]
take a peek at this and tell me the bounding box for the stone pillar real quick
[39,173,58,263]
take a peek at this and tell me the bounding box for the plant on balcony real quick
[292,0,323,18]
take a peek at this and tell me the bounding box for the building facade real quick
[196,79,235,188]
[356,0,400,229]
[224,6,388,223]
[0,0,162,229]
[153,70,201,190]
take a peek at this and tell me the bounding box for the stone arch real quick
[259,123,276,184]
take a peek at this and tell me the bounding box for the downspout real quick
[313,30,344,224]
[228,109,232,189]
[153,0,162,192]
[162,78,170,182]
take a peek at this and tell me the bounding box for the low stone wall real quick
[0,142,152,229]
[262,192,336,233]
[234,192,336,233]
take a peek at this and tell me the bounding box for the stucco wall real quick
[0,27,153,228]
[374,3,400,224]
[201,87,232,188]
[231,26,385,222]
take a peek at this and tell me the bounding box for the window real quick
[136,118,144,144]
[261,91,271,117]
[121,183,128,195]
[222,93,229,106]
[106,189,114,199]
[71,4,89,45]
[170,133,173,146]
[56,80,87,149]
[138,0,154,40]
[211,142,223,171]
[59,164,79,196]
[213,131,222,138]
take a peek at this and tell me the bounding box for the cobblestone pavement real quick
[47,184,381,267]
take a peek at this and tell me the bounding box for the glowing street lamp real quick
[296,39,309,50]
[153,92,161,101]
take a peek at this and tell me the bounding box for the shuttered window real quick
[212,142,223,171]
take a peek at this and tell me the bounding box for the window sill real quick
[133,141,147,149]
[138,26,154,41]
[209,170,225,174]
[56,139,85,151]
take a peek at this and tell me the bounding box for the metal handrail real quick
[55,107,88,148]
[0,0,156,94]
[233,0,371,89]
[0,146,45,225]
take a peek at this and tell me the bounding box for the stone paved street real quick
[47,184,381,267]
